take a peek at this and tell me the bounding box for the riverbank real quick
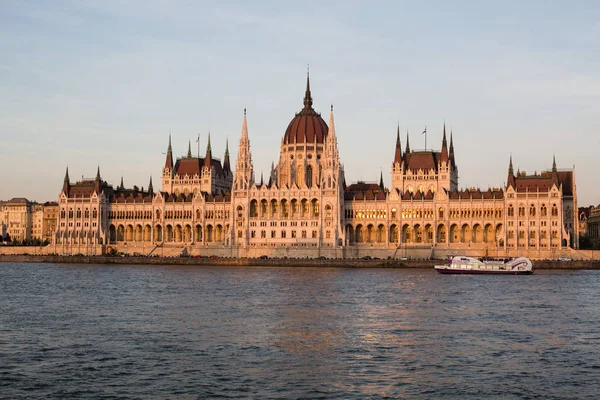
[1,254,599,269]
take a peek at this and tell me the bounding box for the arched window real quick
[306,165,313,188]
[541,204,547,217]
[92,209,97,219]
[391,208,397,219]
[508,205,514,217]
[552,204,558,217]
[438,207,444,219]
[530,204,536,217]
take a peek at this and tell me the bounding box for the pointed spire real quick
[241,108,248,139]
[204,132,212,168]
[260,171,264,186]
[441,123,449,162]
[303,66,313,109]
[164,134,173,171]
[62,166,71,195]
[187,139,192,158]
[119,176,124,190]
[379,170,384,190]
[328,103,336,137]
[95,166,101,181]
[223,138,231,173]
[148,176,154,194]
[508,154,514,176]
[405,130,411,154]
[394,123,402,164]
[449,130,455,164]
[552,154,557,173]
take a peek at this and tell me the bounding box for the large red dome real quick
[283,75,328,145]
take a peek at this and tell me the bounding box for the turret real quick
[449,130,455,165]
[164,134,173,174]
[440,123,449,163]
[379,170,385,191]
[234,108,254,190]
[204,134,212,168]
[507,154,516,188]
[94,166,102,193]
[393,124,402,164]
[223,139,231,174]
[405,131,411,156]
[62,166,70,195]
[148,176,154,195]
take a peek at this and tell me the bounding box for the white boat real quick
[434,255,533,275]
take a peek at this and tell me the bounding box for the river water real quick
[1,263,599,399]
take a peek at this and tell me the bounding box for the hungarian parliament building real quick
[52,75,579,258]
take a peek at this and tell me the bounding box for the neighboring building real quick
[587,205,600,248]
[42,202,58,243]
[52,74,579,256]
[0,198,33,242]
[32,204,44,241]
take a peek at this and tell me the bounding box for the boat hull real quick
[434,267,533,275]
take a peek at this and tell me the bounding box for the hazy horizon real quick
[1,1,599,206]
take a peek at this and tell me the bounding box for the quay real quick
[1,254,599,270]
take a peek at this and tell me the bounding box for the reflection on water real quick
[1,263,599,399]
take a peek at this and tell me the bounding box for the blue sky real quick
[1,1,599,205]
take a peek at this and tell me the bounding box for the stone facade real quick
[0,198,33,242]
[50,74,579,258]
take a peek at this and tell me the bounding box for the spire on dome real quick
[328,103,336,137]
[393,123,402,164]
[303,66,313,109]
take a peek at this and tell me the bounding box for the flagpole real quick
[197,134,200,158]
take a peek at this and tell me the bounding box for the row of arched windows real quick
[508,204,558,217]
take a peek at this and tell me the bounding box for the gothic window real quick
[237,206,243,218]
[306,165,313,188]
[326,230,331,239]
[518,207,525,217]
[69,209,73,218]
[508,205,514,217]
[530,204,536,217]
[326,205,332,218]
[250,200,258,218]
[238,230,242,238]
[301,230,307,238]
[282,230,287,239]
[551,204,558,217]
[261,230,266,238]
[438,207,444,219]
[61,210,66,218]
[92,209,97,219]
[291,230,296,238]
[541,204,547,217]
[391,208,397,219]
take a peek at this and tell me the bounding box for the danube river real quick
[1,263,599,399]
